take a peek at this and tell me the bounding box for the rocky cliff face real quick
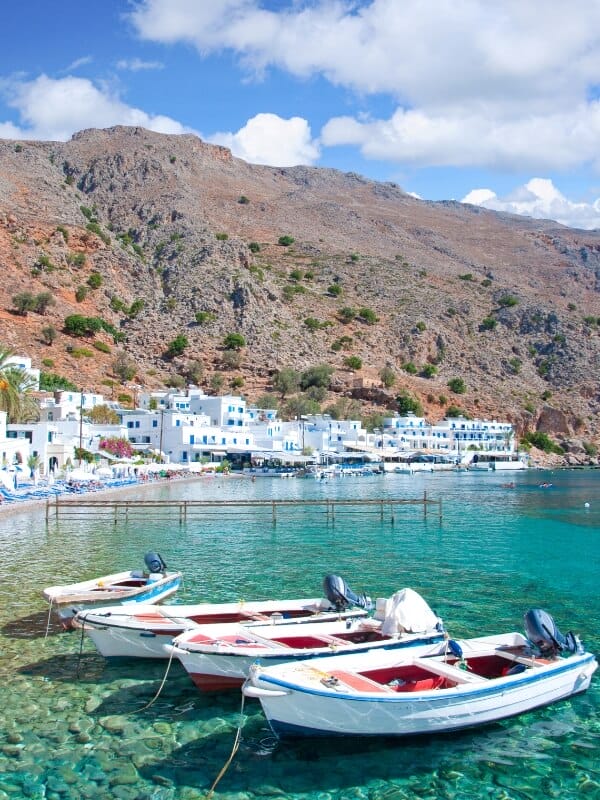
[1,126,599,452]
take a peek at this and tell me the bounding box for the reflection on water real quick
[0,470,598,799]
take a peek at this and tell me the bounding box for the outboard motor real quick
[524,608,581,658]
[144,552,167,575]
[323,574,372,611]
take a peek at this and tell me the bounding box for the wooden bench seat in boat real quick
[412,657,489,684]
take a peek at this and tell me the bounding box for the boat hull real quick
[244,636,597,738]
[169,630,445,692]
[44,572,183,626]
[76,600,368,658]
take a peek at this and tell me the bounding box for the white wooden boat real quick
[75,599,369,658]
[43,552,182,627]
[74,575,375,658]
[243,609,597,738]
[167,590,444,692]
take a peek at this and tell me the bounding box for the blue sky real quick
[1,0,600,229]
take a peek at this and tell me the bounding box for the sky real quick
[1,0,600,230]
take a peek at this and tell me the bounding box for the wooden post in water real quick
[424,490,427,518]
[272,500,276,526]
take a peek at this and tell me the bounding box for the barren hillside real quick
[1,126,599,455]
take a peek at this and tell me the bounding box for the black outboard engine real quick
[144,552,167,574]
[524,608,581,658]
[323,574,372,611]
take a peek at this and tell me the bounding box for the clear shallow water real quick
[0,470,599,799]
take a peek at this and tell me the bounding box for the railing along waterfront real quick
[45,492,442,526]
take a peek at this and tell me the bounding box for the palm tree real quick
[0,346,40,423]
[27,453,41,480]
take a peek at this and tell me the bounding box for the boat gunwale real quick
[255,652,597,703]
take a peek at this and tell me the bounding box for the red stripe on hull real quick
[189,673,244,692]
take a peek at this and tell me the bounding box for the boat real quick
[167,588,444,692]
[74,574,373,658]
[243,608,597,738]
[43,552,182,627]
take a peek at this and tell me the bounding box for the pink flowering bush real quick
[99,437,134,458]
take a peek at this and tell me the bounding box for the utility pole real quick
[158,408,164,463]
[78,389,84,466]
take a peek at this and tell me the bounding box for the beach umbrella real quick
[67,469,95,482]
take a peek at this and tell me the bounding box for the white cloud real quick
[209,112,320,167]
[116,58,164,71]
[130,0,600,174]
[0,74,192,141]
[462,178,600,230]
[320,104,600,172]
[63,56,93,72]
[130,0,600,110]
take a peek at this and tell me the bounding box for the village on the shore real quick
[0,353,528,496]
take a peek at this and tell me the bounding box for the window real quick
[152,420,158,428]
[182,451,188,461]
[127,421,134,428]
[135,421,140,428]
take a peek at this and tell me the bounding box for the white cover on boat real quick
[380,588,439,635]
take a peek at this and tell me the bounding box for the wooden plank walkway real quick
[46,492,442,526]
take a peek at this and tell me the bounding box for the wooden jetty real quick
[46,492,442,526]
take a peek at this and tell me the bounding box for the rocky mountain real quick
[1,126,599,456]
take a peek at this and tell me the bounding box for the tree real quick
[112,352,137,383]
[41,325,57,346]
[186,359,204,384]
[210,372,225,393]
[300,364,334,390]
[272,367,300,399]
[221,349,242,370]
[338,306,357,323]
[278,235,295,246]
[64,314,102,337]
[85,404,120,424]
[396,390,423,417]
[379,366,396,388]
[0,350,40,423]
[39,371,77,391]
[344,355,363,371]
[358,307,379,325]
[34,292,55,315]
[448,377,467,394]
[223,332,246,350]
[27,453,41,479]
[165,334,188,359]
[282,395,320,418]
[12,292,36,316]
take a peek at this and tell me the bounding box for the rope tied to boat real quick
[130,645,178,714]
[44,597,54,640]
[205,691,247,800]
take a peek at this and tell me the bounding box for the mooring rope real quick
[205,691,246,800]
[130,645,177,714]
[44,598,54,639]
[76,616,86,678]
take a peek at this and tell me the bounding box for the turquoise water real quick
[0,470,599,799]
